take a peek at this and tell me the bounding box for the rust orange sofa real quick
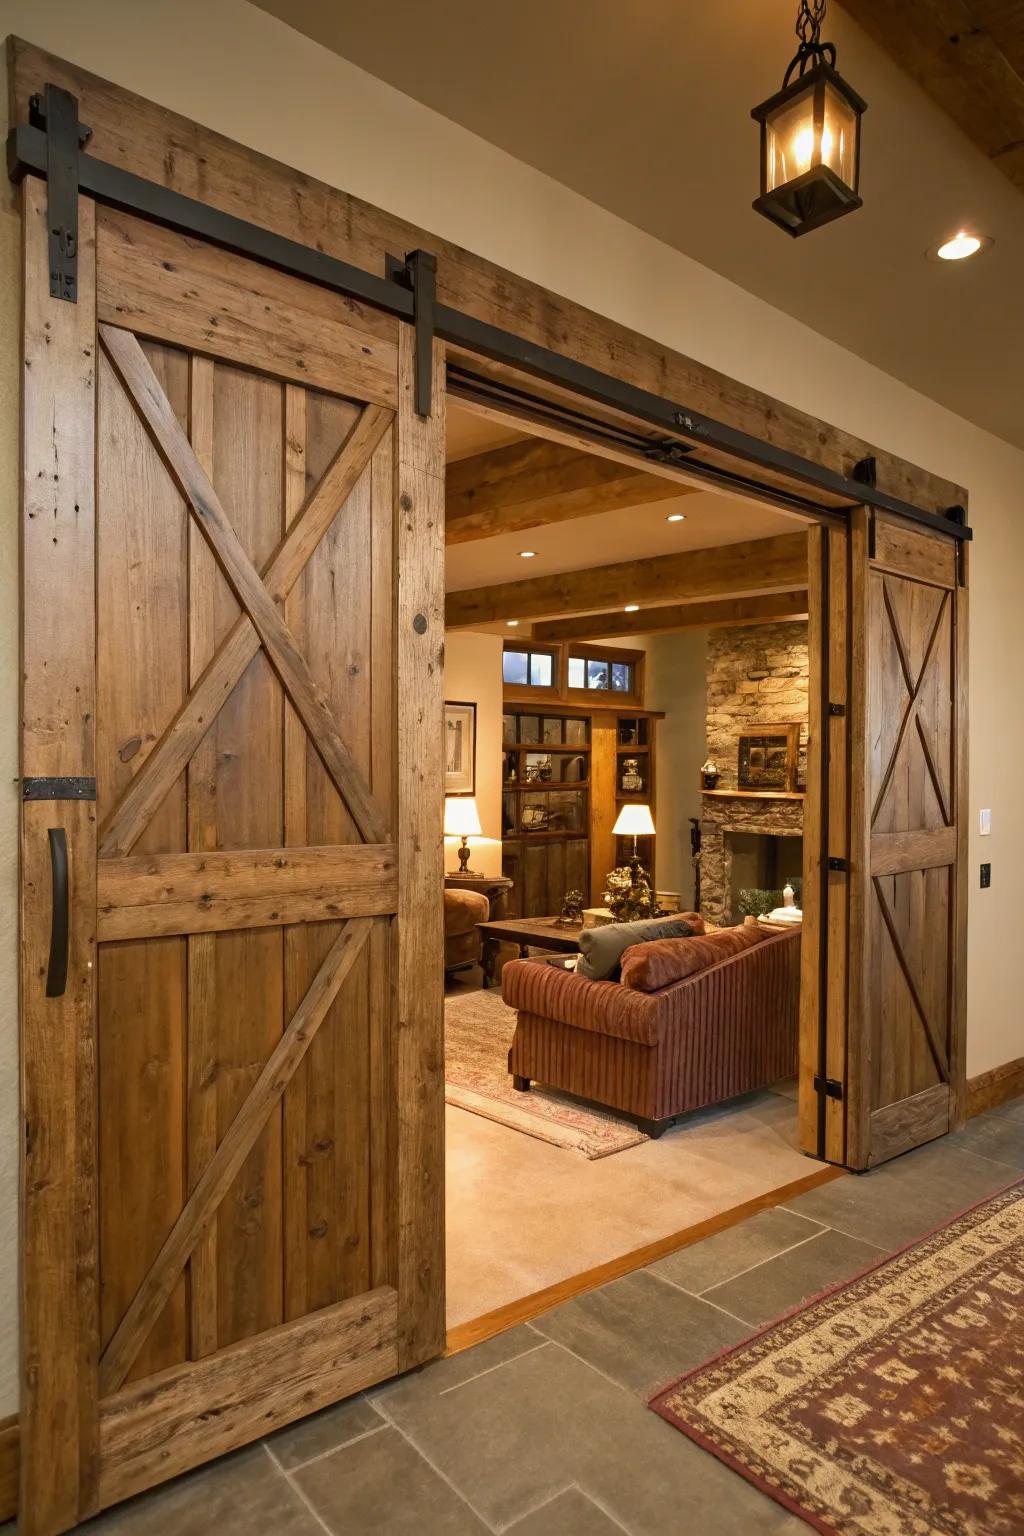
[500,925,800,1137]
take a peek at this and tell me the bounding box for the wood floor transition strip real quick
[444,1162,846,1355]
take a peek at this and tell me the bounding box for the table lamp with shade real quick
[612,802,655,881]
[444,796,482,875]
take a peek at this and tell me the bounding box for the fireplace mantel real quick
[702,788,805,801]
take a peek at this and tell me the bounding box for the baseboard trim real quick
[0,1415,17,1523]
[966,1057,1024,1119]
[444,1161,846,1356]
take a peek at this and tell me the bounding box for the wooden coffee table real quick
[477,915,583,988]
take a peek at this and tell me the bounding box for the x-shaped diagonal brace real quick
[98,325,393,854]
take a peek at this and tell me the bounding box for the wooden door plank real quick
[394,331,446,1371]
[867,1082,950,1167]
[98,401,393,857]
[870,827,957,876]
[99,324,389,846]
[97,205,399,405]
[186,353,220,1361]
[99,917,373,1395]
[19,180,100,1535]
[99,1286,397,1507]
[97,843,398,938]
[950,555,969,1128]
[871,518,958,588]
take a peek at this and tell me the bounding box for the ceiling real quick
[445,402,797,601]
[254,0,1024,450]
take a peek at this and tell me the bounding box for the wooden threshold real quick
[444,1161,845,1355]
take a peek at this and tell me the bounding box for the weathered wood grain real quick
[533,589,809,643]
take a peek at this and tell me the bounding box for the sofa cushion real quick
[620,923,770,993]
[576,912,703,981]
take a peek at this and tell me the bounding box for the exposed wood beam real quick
[840,0,1024,194]
[446,532,808,628]
[445,438,687,543]
[10,41,967,518]
[532,589,809,642]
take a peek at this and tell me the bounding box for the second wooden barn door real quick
[21,180,445,1533]
[846,512,968,1169]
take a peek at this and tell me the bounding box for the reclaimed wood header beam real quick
[446,531,808,628]
[445,438,687,544]
[532,588,809,642]
[9,38,967,519]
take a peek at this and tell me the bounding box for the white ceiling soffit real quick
[253,0,1024,451]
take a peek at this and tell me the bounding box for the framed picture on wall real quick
[737,723,800,791]
[444,701,477,795]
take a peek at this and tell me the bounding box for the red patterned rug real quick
[651,1180,1024,1535]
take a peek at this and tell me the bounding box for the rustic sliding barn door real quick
[802,510,967,1171]
[20,178,445,1534]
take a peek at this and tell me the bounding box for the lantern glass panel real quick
[765,80,858,194]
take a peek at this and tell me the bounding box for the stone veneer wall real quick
[701,620,809,925]
[705,621,809,789]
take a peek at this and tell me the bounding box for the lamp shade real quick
[444,796,482,837]
[612,803,655,838]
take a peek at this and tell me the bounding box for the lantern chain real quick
[784,0,837,84]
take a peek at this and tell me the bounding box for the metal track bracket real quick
[29,85,91,302]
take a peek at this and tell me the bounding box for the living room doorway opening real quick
[440,376,834,1348]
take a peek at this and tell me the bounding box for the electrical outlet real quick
[980,808,992,836]
[980,863,991,889]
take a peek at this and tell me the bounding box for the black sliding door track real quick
[8,109,972,544]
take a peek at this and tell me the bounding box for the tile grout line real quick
[776,1205,892,1251]
[695,1227,830,1294]
[261,1443,335,1536]
[437,1338,551,1398]
[373,1393,504,1532]
[262,1416,390,1475]
[531,1330,667,1401]
[492,1481,582,1534]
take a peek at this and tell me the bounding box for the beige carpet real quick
[444,987,647,1159]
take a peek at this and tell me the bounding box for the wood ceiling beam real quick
[531,589,809,642]
[445,532,808,628]
[445,438,687,544]
[840,0,1024,194]
[10,40,967,518]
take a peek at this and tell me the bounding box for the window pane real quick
[568,656,585,688]
[611,662,632,692]
[503,650,529,685]
[587,658,609,690]
[530,651,553,687]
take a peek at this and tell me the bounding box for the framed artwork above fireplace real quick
[736,723,800,792]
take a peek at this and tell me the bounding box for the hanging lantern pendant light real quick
[752,0,867,237]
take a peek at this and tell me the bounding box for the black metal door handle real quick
[45,827,69,998]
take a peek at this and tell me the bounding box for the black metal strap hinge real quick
[22,776,96,801]
[827,855,850,872]
[852,455,876,487]
[814,1075,844,1100]
[387,248,437,418]
[28,85,91,303]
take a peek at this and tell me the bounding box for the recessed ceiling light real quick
[506,619,519,627]
[666,512,687,523]
[624,604,640,612]
[928,231,993,262]
[519,550,537,558]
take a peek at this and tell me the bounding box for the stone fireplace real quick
[700,795,804,926]
[699,620,808,926]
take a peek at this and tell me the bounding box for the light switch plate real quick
[980,808,992,836]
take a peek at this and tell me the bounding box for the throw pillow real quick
[620,923,771,993]
[577,912,702,982]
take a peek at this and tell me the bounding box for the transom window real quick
[568,653,635,694]
[502,647,555,688]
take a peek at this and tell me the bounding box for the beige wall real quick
[0,0,1021,1413]
[443,631,503,877]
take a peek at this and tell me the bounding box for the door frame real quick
[9,42,970,1534]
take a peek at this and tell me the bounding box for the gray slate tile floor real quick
[6,1103,1019,1536]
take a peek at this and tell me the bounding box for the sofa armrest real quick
[500,960,659,1046]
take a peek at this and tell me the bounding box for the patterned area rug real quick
[651,1180,1024,1536]
[444,987,647,1159]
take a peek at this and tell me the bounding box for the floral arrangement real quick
[602,865,659,922]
